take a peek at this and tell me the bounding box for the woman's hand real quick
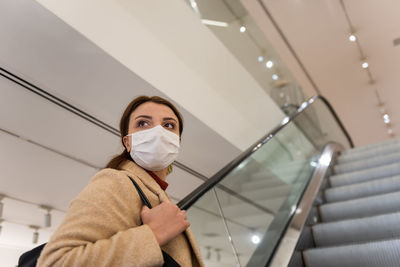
[141,201,190,246]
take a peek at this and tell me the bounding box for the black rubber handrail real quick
[177,95,354,210]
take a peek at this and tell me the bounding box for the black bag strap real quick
[128,176,153,209]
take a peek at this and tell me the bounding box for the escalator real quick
[302,139,400,267]
[176,95,400,266]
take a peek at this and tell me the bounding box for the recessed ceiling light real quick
[362,62,369,69]
[240,26,246,33]
[201,19,228,27]
[258,56,264,62]
[251,234,261,244]
[266,60,274,69]
[272,74,279,80]
[349,34,357,42]
[383,114,391,124]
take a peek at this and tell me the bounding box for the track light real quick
[272,74,279,80]
[258,56,264,62]
[29,225,40,244]
[0,195,4,218]
[40,205,52,227]
[349,34,357,42]
[362,62,369,69]
[33,231,39,244]
[239,26,246,33]
[45,212,51,228]
[215,248,221,261]
[205,246,211,260]
[0,219,3,236]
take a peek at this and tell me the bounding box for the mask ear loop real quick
[166,164,173,175]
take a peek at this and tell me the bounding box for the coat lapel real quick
[120,160,204,266]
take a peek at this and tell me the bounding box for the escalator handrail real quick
[177,95,354,210]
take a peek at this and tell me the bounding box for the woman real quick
[37,96,204,267]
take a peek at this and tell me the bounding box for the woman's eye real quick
[164,122,175,129]
[137,120,149,127]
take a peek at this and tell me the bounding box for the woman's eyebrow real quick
[163,117,178,123]
[135,115,152,120]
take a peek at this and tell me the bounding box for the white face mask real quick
[128,125,180,171]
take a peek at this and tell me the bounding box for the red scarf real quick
[145,171,169,191]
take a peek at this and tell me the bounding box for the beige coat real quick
[37,160,204,267]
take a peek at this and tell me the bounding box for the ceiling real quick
[250,0,400,146]
[191,0,298,95]
[0,0,241,252]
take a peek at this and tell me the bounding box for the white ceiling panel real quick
[0,0,241,178]
[0,76,120,168]
[0,129,97,210]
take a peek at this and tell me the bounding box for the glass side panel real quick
[186,97,350,266]
[186,188,240,266]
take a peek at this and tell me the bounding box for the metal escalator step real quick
[325,175,400,202]
[338,142,400,164]
[334,152,400,175]
[312,212,400,247]
[303,238,400,267]
[341,137,400,156]
[319,191,400,222]
[329,162,400,187]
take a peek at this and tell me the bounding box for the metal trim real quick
[268,143,344,267]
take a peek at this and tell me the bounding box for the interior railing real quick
[177,95,353,266]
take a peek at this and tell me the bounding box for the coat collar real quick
[119,160,170,202]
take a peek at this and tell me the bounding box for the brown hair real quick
[105,96,183,169]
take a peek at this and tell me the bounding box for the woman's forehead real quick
[131,102,178,119]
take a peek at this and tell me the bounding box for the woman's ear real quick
[123,135,131,152]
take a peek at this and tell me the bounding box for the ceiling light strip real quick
[201,19,228,27]
[339,0,395,137]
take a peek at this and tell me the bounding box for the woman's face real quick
[123,102,180,152]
